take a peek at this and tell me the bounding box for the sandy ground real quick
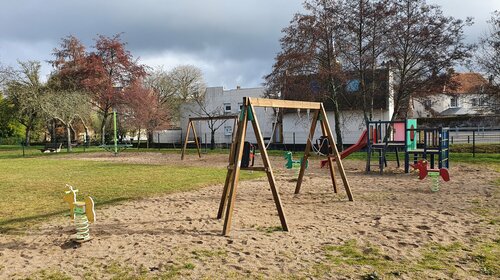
[0,152,499,279]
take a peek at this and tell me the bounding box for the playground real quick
[0,150,499,279]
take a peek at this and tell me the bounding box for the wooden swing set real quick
[218,97,353,236]
[180,115,238,160]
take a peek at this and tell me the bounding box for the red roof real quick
[444,73,488,94]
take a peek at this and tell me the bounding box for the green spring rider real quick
[63,184,96,242]
[284,151,308,169]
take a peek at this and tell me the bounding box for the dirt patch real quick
[1,152,499,279]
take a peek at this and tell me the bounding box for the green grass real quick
[0,156,262,233]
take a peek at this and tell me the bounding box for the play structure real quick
[411,159,450,192]
[284,151,308,169]
[63,184,96,242]
[99,109,132,155]
[180,115,238,160]
[217,97,353,236]
[365,119,449,174]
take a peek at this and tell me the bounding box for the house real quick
[412,72,495,118]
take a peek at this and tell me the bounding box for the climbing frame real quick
[218,97,353,236]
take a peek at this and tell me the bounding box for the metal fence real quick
[448,127,500,155]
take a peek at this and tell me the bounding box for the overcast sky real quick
[1,0,498,89]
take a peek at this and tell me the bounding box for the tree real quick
[122,81,170,148]
[386,0,474,119]
[40,90,91,152]
[52,34,147,144]
[4,61,46,146]
[146,65,206,125]
[335,0,393,122]
[476,10,500,113]
[265,0,346,149]
[193,96,230,150]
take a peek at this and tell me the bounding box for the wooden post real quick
[181,121,192,160]
[217,118,241,219]
[222,100,249,236]
[295,110,319,194]
[248,99,288,231]
[320,104,353,201]
[319,116,338,193]
[191,121,202,158]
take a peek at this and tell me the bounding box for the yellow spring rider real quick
[63,184,96,242]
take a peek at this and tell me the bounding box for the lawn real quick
[0,153,262,233]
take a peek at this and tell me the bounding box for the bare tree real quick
[386,0,474,120]
[40,90,91,152]
[336,0,393,122]
[265,0,346,149]
[476,10,500,113]
[193,96,231,150]
[3,61,46,146]
[146,65,206,126]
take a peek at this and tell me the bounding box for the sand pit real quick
[0,152,498,279]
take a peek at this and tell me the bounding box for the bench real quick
[40,143,62,153]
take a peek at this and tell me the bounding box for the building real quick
[412,72,495,118]
[280,68,395,145]
[178,86,276,146]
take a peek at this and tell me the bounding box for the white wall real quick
[282,109,390,145]
[178,87,276,145]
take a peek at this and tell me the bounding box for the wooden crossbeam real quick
[188,115,238,121]
[249,98,321,110]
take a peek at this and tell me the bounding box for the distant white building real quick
[179,86,276,146]
[412,73,495,117]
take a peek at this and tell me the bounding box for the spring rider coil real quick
[411,160,450,192]
[63,184,95,242]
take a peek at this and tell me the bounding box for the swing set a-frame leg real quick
[320,105,354,201]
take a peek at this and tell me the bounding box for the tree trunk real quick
[100,111,109,145]
[210,130,215,150]
[146,131,150,149]
[24,126,31,147]
[66,125,72,152]
[137,129,141,150]
[332,102,343,151]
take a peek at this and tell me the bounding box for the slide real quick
[320,130,368,168]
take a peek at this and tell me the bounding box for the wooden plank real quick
[217,118,241,219]
[189,115,238,121]
[320,104,354,201]
[320,117,338,193]
[191,120,202,158]
[249,97,321,110]
[222,102,249,236]
[180,121,192,160]
[294,109,319,194]
[248,102,288,232]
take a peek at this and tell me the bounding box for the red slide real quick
[320,130,368,168]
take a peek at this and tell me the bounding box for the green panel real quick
[406,119,417,150]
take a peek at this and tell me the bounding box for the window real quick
[346,79,360,92]
[471,98,478,107]
[450,96,459,107]
[238,102,243,112]
[423,99,432,108]
[224,126,233,136]
[224,103,231,113]
[479,98,487,106]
